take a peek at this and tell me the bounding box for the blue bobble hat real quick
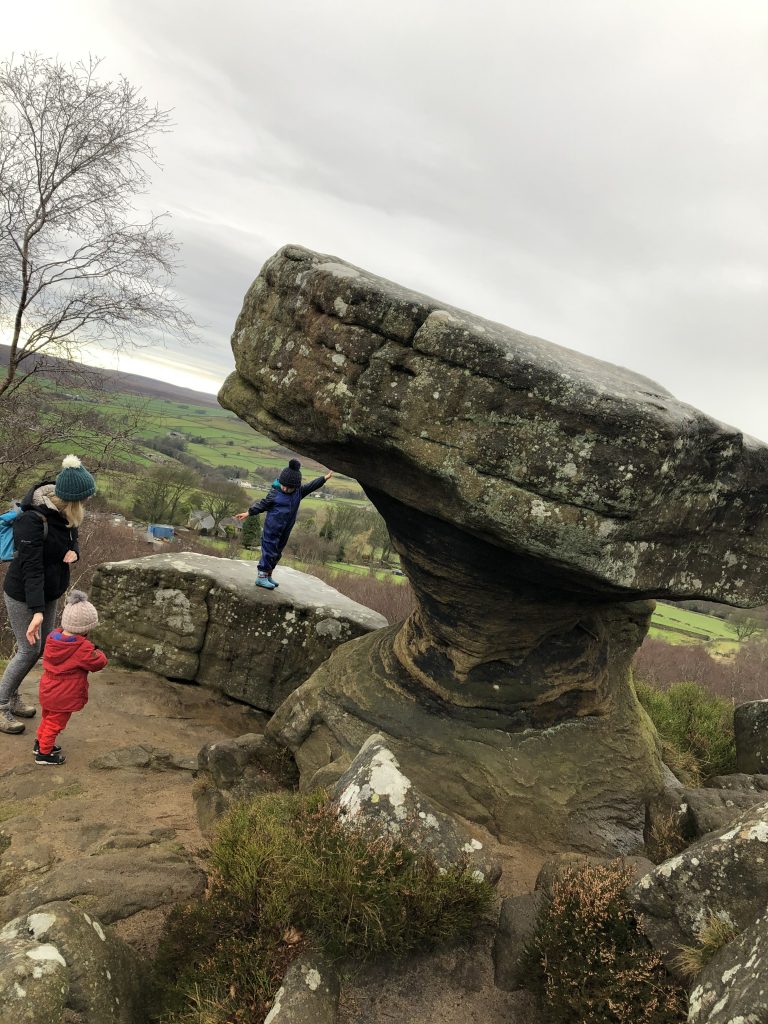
[279,459,302,489]
[55,455,96,502]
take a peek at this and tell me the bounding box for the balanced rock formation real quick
[219,244,768,852]
[91,553,386,712]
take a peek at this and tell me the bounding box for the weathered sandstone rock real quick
[331,733,500,883]
[193,733,291,833]
[629,799,768,976]
[0,844,204,925]
[0,901,146,1023]
[91,552,386,712]
[734,699,768,774]
[220,245,768,852]
[264,953,339,1024]
[688,909,768,1023]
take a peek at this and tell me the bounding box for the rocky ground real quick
[0,664,549,1024]
[0,665,262,959]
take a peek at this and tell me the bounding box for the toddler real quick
[35,590,108,765]
[235,459,333,590]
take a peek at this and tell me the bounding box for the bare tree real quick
[193,480,245,535]
[0,53,193,399]
[132,463,200,524]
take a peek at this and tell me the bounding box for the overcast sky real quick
[5,1,768,440]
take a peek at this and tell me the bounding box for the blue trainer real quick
[256,576,277,590]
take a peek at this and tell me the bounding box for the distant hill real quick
[0,345,221,408]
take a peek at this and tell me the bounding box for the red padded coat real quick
[39,633,108,712]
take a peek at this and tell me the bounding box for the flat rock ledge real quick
[91,552,387,712]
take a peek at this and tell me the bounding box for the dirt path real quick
[0,665,262,954]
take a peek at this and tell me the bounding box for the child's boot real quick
[268,577,279,588]
[35,749,66,766]
[33,739,61,754]
[256,572,277,590]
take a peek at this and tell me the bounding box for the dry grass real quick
[674,912,739,979]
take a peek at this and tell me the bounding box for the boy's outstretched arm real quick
[300,470,334,498]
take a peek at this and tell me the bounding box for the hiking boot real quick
[9,694,36,718]
[33,739,61,754]
[35,749,66,766]
[0,705,25,734]
[256,575,277,590]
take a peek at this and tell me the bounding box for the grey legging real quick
[0,594,58,705]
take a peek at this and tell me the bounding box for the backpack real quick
[0,508,48,561]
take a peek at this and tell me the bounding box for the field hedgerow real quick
[154,790,493,1024]
[524,861,687,1024]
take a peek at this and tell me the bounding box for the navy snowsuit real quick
[249,477,325,575]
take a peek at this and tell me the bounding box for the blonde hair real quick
[51,496,86,528]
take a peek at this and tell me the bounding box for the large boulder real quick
[734,700,768,774]
[331,733,500,883]
[220,245,768,851]
[0,901,145,1023]
[91,553,387,712]
[628,799,768,975]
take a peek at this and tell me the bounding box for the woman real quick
[0,455,96,735]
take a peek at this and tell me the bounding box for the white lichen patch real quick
[463,839,483,852]
[303,967,321,991]
[27,913,56,939]
[13,983,26,998]
[153,589,195,634]
[91,918,106,941]
[263,984,285,1023]
[26,944,66,967]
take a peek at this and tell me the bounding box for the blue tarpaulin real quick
[148,524,175,539]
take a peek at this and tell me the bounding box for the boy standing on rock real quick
[235,459,333,590]
[35,591,108,765]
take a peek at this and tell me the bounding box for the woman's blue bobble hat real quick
[279,459,302,489]
[55,455,96,502]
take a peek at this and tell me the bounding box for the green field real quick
[46,384,366,506]
[649,602,741,653]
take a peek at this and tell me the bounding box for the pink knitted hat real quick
[61,590,99,633]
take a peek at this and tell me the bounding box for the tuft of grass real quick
[154,790,493,1023]
[635,680,736,781]
[675,912,739,980]
[524,861,688,1024]
[645,808,689,865]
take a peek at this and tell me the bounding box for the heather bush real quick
[525,861,687,1023]
[155,790,492,1023]
[635,680,736,780]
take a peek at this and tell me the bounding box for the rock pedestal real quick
[220,245,768,852]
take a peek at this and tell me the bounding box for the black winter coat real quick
[3,481,80,612]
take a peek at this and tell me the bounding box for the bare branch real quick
[0,53,194,400]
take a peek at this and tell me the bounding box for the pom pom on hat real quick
[279,458,302,489]
[55,454,96,502]
[61,590,99,633]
